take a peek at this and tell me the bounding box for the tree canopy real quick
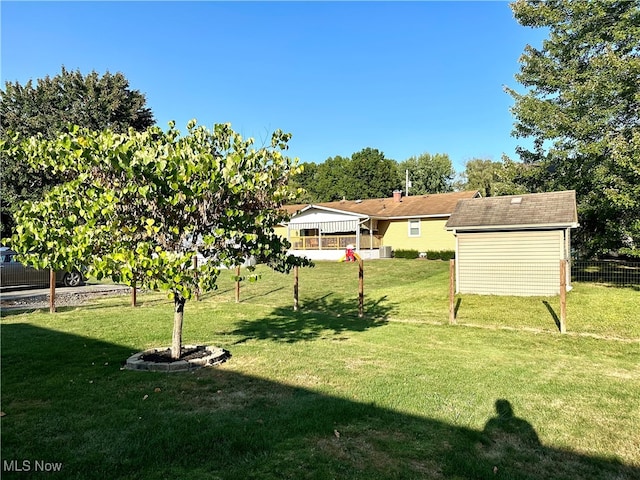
[457,158,525,197]
[310,155,353,202]
[1,66,154,138]
[398,152,455,195]
[0,67,155,236]
[3,121,310,358]
[507,0,640,257]
[291,148,402,203]
[350,148,402,199]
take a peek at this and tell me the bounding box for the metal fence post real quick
[293,265,299,312]
[449,259,456,324]
[358,257,364,318]
[560,259,567,333]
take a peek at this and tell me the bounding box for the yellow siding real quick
[274,225,289,240]
[381,218,455,251]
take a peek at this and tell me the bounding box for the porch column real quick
[369,219,373,249]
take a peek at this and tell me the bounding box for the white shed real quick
[445,191,579,296]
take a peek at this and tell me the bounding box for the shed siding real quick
[457,230,563,296]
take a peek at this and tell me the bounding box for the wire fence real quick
[571,260,640,287]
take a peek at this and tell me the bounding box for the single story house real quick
[276,190,480,260]
[445,190,579,296]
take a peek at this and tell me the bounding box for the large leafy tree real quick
[457,158,525,197]
[0,67,154,236]
[398,152,454,195]
[295,149,402,203]
[3,121,310,358]
[506,0,640,257]
[290,161,319,203]
[306,155,353,202]
[349,148,401,199]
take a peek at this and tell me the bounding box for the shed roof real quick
[282,190,480,220]
[445,190,578,231]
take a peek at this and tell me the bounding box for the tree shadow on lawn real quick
[1,323,638,480]
[230,293,394,344]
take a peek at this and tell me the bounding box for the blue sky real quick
[1,1,546,173]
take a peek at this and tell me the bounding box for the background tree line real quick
[291,149,462,203]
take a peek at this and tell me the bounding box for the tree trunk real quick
[171,293,186,359]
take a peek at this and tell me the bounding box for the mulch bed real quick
[141,345,230,363]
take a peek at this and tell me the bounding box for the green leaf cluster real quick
[1,121,312,300]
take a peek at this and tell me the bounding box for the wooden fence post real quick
[358,257,364,318]
[49,268,56,314]
[293,265,299,312]
[235,266,241,303]
[560,259,567,333]
[449,259,456,324]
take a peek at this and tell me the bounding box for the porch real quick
[290,234,383,251]
[285,208,382,260]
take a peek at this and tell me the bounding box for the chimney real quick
[392,190,402,203]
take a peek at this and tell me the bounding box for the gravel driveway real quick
[0,283,131,311]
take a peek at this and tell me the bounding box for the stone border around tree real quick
[125,345,231,372]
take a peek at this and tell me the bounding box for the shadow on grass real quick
[1,323,638,480]
[230,293,394,344]
[543,300,562,331]
[238,286,285,302]
[454,297,462,318]
[2,324,640,480]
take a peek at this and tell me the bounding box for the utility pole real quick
[405,169,411,196]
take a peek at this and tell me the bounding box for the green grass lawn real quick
[2,260,639,479]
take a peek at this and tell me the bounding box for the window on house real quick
[408,219,420,237]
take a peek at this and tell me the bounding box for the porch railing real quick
[289,235,383,250]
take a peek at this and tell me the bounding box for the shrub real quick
[426,250,455,261]
[393,249,420,259]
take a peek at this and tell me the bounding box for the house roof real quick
[445,190,579,231]
[282,190,480,220]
